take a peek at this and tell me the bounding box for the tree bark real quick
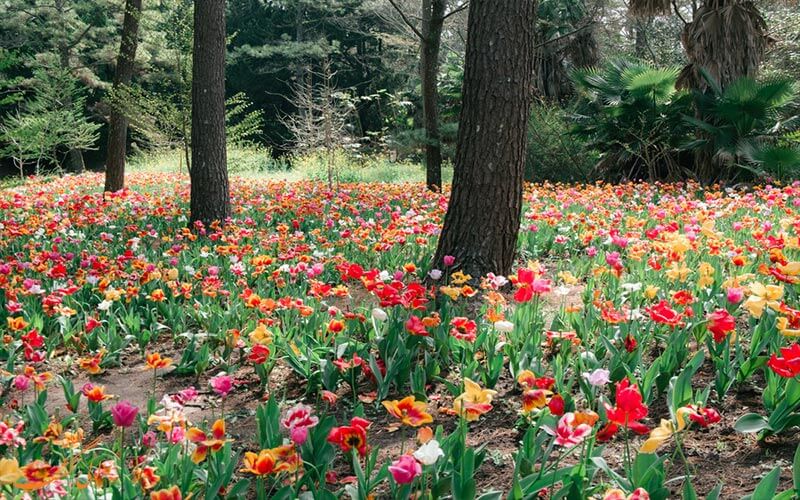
[433,0,537,278]
[421,0,446,192]
[190,0,231,228]
[104,0,142,193]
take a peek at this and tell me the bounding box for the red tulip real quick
[768,343,800,378]
[706,309,735,343]
[604,379,648,434]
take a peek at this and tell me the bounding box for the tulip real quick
[453,378,496,421]
[706,309,735,343]
[281,404,319,446]
[13,375,30,392]
[582,368,610,387]
[111,400,139,428]
[327,417,370,456]
[544,412,593,447]
[494,320,514,332]
[767,343,800,378]
[371,308,388,321]
[726,287,744,304]
[388,454,421,484]
[383,396,434,427]
[413,439,444,465]
[209,374,233,397]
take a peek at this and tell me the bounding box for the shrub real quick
[571,59,693,181]
[525,102,596,182]
[687,71,800,181]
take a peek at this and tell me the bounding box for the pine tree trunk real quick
[421,0,445,192]
[433,0,536,278]
[190,0,231,228]
[104,0,142,193]
[65,149,86,174]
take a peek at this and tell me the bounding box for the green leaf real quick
[682,478,698,500]
[734,413,770,433]
[793,443,800,493]
[705,483,723,500]
[750,466,781,500]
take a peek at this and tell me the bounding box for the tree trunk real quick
[433,0,537,278]
[421,0,446,192]
[104,0,142,193]
[57,48,86,174]
[633,18,648,59]
[64,149,86,173]
[190,0,231,227]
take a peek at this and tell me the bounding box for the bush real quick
[687,72,800,181]
[525,102,596,182]
[571,59,693,181]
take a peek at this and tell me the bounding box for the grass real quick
[127,146,453,184]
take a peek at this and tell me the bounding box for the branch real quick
[442,1,469,21]
[534,22,595,50]
[672,0,688,25]
[386,0,424,40]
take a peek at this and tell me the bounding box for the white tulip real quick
[372,308,388,321]
[413,439,444,465]
[494,320,514,333]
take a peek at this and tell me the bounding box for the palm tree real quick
[629,0,768,91]
[677,0,767,90]
[629,0,769,181]
[685,72,799,181]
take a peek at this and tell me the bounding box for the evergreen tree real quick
[190,0,230,227]
[433,0,537,278]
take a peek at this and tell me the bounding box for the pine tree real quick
[189,0,231,228]
[433,0,537,278]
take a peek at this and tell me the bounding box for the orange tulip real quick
[186,419,232,463]
[150,486,182,500]
[145,352,173,370]
[382,396,434,427]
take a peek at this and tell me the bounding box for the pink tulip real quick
[13,375,30,392]
[388,454,421,484]
[443,255,455,267]
[544,413,593,447]
[173,386,198,405]
[110,400,139,428]
[142,430,158,448]
[281,404,319,445]
[209,374,233,397]
[727,287,744,304]
[167,426,185,444]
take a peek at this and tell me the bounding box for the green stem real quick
[118,427,125,494]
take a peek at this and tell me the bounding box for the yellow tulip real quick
[778,262,800,277]
[639,407,693,453]
[744,282,783,318]
[777,316,800,337]
[644,285,660,300]
[249,324,273,346]
[0,458,23,485]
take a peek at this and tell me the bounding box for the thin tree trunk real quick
[190,0,231,228]
[433,0,537,278]
[58,46,86,174]
[421,0,445,192]
[104,0,142,193]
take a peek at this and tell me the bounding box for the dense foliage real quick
[0,0,797,182]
